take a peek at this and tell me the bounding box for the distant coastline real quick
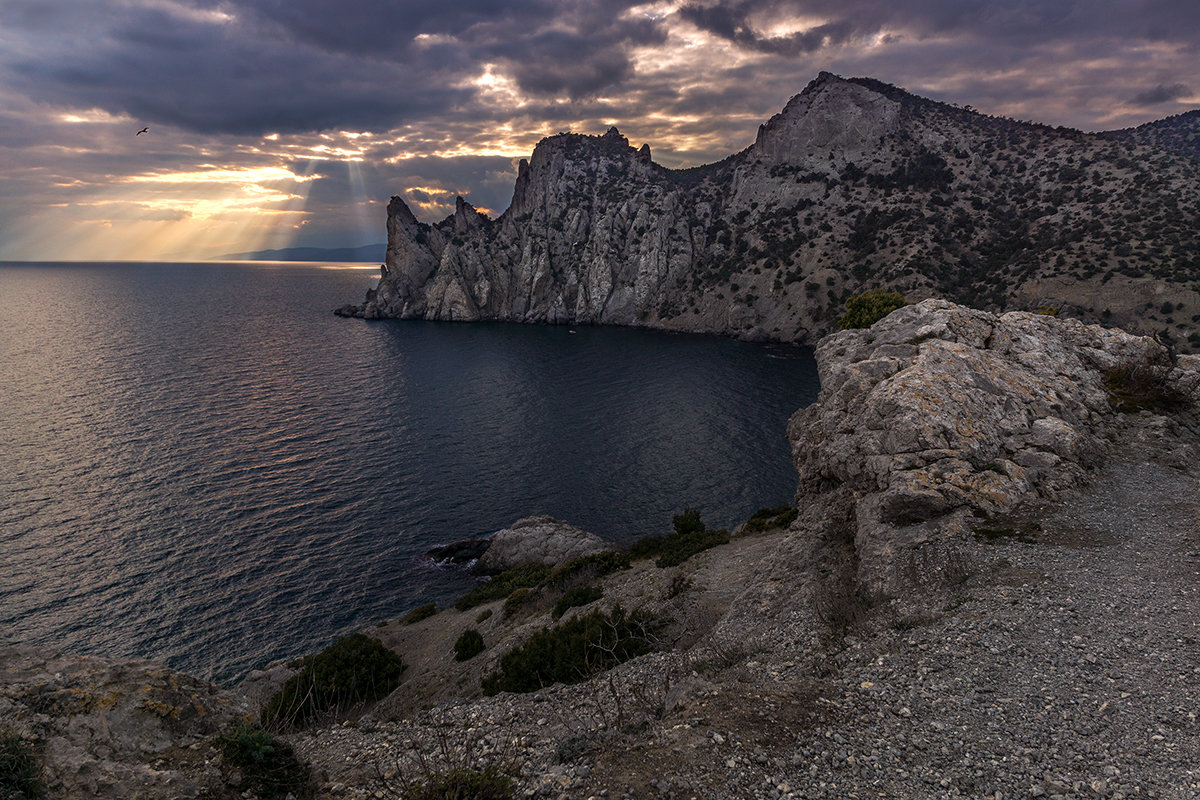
[216,242,386,262]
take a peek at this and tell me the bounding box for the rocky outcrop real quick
[337,72,1200,350]
[477,515,610,572]
[0,646,251,799]
[788,299,1200,589]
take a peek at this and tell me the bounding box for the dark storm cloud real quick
[0,1,474,136]
[678,2,857,54]
[3,0,1199,259]
[675,0,1200,47]
[1131,83,1193,106]
[0,0,665,138]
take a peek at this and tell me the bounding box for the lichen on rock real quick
[788,298,1199,590]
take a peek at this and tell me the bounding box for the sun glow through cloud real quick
[2,0,1197,261]
[4,160,321,261]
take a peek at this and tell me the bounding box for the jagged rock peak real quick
[755,70,904,162]
[388,194,420,225]
[534,125,635,157]
[453,194,488,232]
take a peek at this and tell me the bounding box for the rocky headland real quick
[4,300,1199,799]
[336,72,1200,352]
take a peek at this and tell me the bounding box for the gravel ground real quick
[755,442,1200,800]
[292,429,1200,800]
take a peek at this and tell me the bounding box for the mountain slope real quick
[1105,109,1200,161]
[338,72,1200,349]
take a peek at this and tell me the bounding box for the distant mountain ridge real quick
[337,72,1200,350]
[220,243,385,262]
[1104,109,1200,162]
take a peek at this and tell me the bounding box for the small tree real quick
[454,629,485,662]
[839,289,907,329]
[672,508,704,536]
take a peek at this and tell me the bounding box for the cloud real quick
[2,0,1200,259]
[677,2,858,54]
[1130,83,1192,105]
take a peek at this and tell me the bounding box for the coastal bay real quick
[0,260,818,683]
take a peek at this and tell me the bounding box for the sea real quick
[0,261,819,684]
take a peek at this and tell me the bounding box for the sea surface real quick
[0,261,819,683]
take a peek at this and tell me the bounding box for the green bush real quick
[406,765,513,800]
[628,512,731,568]
[261,634,405,729]
[551,584,603,620]
[454,629,485,662]
[476,609,493,623]
[482,606,659,695]
[502,588,531,620]
[455,563,552,611]
[401,602,437,625]
[740,505,799,535]
[671,507,704,536]
[838,289,907,329]
[0,734,42,800]
[216,724,311,800]
[544,551,631,588]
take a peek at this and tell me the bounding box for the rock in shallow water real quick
[478,515,610,572]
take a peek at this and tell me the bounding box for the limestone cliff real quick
[338,72,1200,349]
[787,299,1200,590]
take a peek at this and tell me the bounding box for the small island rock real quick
[478,515,610,572]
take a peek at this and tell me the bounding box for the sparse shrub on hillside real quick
[503,588,531,620]
[454,629,485,662]
[261,634,405,729]
[551,584,603,619]
[544,551,631,588]
[740,505,799,535]
[401,603,437,625]
[404,765,514,800]
[838,289,907,329]
[0,732,42,800]
[1104,351,1195,413]
[455,563,552,611]
[481,606,660,695]
[625,509,731,568]
[217,724,312,799]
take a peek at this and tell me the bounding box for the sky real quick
[1,1,1198,261]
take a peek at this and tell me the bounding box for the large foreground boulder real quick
[789,299,1200,589]
[478,515,610,572]
[0,646,251,799]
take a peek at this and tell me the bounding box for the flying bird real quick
[136,127,148,135]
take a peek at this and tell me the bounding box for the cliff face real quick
[339,72,1200,348]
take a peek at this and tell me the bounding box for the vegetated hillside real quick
[339,72,1200,350]
[1105,109,1200,162]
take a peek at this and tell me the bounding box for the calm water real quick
[0,261,819,683]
